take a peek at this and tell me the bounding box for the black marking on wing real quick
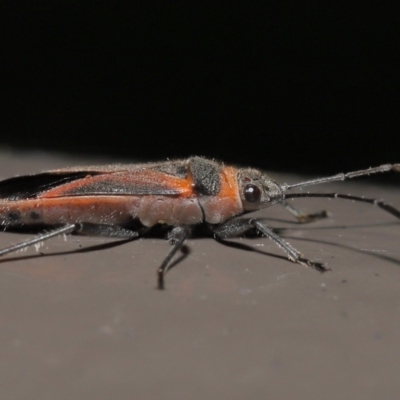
[62,180,181,196]
[0,172,99,200]
[189,157,221,196]
[151,161,188,178]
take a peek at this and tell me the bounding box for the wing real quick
[0,167,193,201]
[0,172,95,200]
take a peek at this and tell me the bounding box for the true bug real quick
[0,157,399,289]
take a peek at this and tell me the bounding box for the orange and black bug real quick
[0,156,399,289]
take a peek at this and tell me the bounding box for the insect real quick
[0,156,399,289]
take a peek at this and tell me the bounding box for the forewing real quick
[0,172,95,200]
[0,161,193,200]
[39,169,192,198]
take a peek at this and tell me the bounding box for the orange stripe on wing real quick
[39,170,195,198]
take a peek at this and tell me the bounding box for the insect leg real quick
[75,223,139,238]
[214,218,329,272]
[281,200,328,223]
[213,218,255,238]
[250,219,329,271]
[0,224,77,257]
[285,193,400,219]
[157,226,191,290]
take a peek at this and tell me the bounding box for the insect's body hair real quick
[0,157,399,289]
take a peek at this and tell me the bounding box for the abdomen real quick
[0,195,204,228]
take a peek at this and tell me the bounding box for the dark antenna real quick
[282,164,400,191]
[281,163,400,220]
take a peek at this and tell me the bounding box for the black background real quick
[1,3,399,174]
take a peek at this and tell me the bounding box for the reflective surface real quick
[1,151,400,399]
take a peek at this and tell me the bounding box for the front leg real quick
[213,218,329,272]
[281,201,328,223]
[212,218,256,238]
[157,226,191,290]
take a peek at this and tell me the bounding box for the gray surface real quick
[1,151,400,399]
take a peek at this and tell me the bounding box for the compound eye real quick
[244,184,261,203]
